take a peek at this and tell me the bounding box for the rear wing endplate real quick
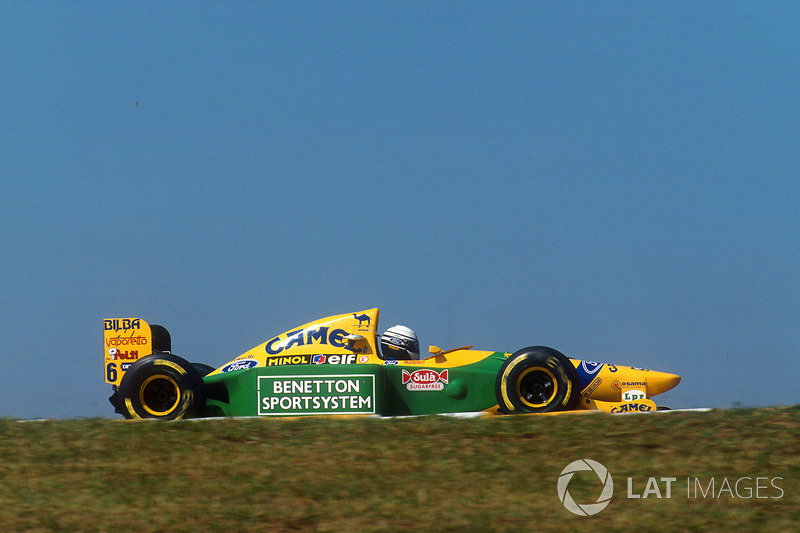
[103,318,171,385]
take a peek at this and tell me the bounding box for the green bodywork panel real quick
[203,353,507,417]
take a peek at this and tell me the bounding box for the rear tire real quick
[118,353,206,420]
[192,363,215,377]
[495,346,580,413]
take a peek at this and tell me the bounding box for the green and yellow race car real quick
[104,308,680,420]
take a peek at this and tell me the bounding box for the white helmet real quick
[380,325,420,360]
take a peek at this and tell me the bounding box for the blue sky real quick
[1,2,797,418]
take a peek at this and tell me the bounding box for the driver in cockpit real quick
[379,325,421,360]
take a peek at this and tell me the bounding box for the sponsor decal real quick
[582,376,602,397]
[383,360,398,366]
[265,327,349,355]
[402,369,448,391]
[358,355,369,363]
[611,380,622,391]
[266,355,311,366]
[105,335,148,348]
[622,389,646,402]
[610,402,652,413]
[221,359,259,373]
[312,354,358,365]
[104,319,141,331]
[581,361,603,374]
[108,348,139,361]
[265,353,358,366]
[352,313,371,327]
[621,381,646,387]
[576,360,605,389]
[257,375,376,415]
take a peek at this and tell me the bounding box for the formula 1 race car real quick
[104,308,681,420]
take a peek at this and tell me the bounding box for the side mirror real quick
[344,334,368,354]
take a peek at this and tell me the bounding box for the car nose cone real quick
[647,372,681,396]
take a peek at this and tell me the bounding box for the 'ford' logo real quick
[221,359,259,373]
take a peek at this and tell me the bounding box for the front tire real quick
[118,353,206,420]
[495,346,580,413]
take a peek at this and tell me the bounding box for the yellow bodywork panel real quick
[568,360,681,403]
[208,308,501,376]
[578,398,658,413]
[208,309,382,376]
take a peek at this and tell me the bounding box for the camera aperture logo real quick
[557,459,613,516]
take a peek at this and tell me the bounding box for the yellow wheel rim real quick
[516,366,558,408]
[139,374,180,416]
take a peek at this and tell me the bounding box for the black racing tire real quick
[495,346,580,414]
[118,353,206,420]
[192,363,215,377]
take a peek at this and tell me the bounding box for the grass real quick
[0,407,798,531]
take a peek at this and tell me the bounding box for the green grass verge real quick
[1,407,798,532]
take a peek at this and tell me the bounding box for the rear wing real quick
[103,318,171,386]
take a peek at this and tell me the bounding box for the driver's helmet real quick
[380,325,420,360]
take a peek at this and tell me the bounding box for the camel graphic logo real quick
[557,459,614,516]
[353,313,371,327]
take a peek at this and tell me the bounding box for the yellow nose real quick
[647,372,681,396]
